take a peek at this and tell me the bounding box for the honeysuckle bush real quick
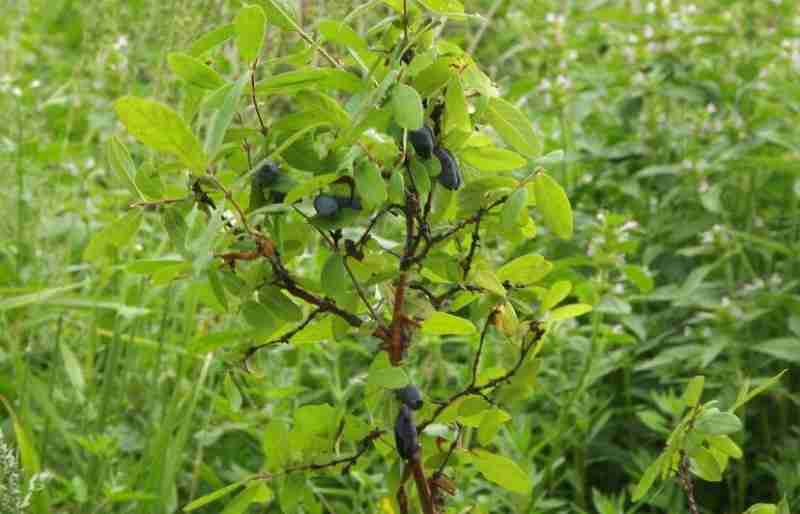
[106,1,595,512]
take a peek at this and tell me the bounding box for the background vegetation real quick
[1,0,798,513]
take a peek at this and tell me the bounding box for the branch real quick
[266,250,363,328]
[256,429,384,480]
[243,308,323,362]
[250,61,267,136]
[407,196,507,268]
[342,256,381,323]
[417,320,544,433]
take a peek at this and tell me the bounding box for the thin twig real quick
[417,321,544,433]
[250,61,267,136]
[243,308,323,362]
[129,197,187,209]
[470,314,495,388]
[342,257,381,322]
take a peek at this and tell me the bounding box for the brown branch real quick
[678,450,700,514]
[266,250,363,328]
[409,453,436,514]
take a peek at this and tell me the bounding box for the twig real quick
[417,321,544,433]
[207,176,255,236]
[266,250,363,328]
[255,429,384,480]
[342,257,381,322]
[461,217,481,280]
[243,308,323,362]
[470,313,496,388]
[678,450,700,514]
[435,426,461,477]
[250,61,267,136]
[129,197,187,209]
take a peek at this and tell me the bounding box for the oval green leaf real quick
[421,312,477,336]
[114,96,207,171]
[392,84,424,130]
[533,172,573,239]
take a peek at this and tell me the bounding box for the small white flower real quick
[113,35,129,51]
[646,2,657,14]
[621,220,640,232]
[644,25,655,39]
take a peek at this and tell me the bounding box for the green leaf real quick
[548,303,592,321]
[183,480,248,511]
[707,435,743,459]
[221,482,271,514]
[256,68,336,95]
[206,74,248,158]
[262,0,298,31]
[744,505,778,514]
[114,96,207,171]
[241,301,278,331]
[485,97,541,158]
[392,84,424,130]
[500,188,527,232]
[0,282,85,311]
[260,286,303,323]
[632,455,662,501]
[694,409,743,435]
[235,4,266,62]
[477,407,511,445]
[367,367,409,389]
[83,211,143,261]
[295,403,337,435]
[683,376,705,408]
[421,312,477,336]
[321,254,349,298]
[284,173,340,204]
[473,449,531,494]
[461,146,527,171]
[473,264,506,296]
[355,161,387,209]
[541,280,571,311]
[167,52,226,89]
[318,20,369,54]
[733,370,786,410]
[533,172,573,239]
[189,23,235,56]
[751,338,800,364]
[496,254,552,284]
[444,77,470,134]
[418,0,465,14]
[689,446,722,482]
[623,265,654,293]
[106,137,144,199]
[60,342,85,395]
[777,497,791,514]
[263,421,290,470]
